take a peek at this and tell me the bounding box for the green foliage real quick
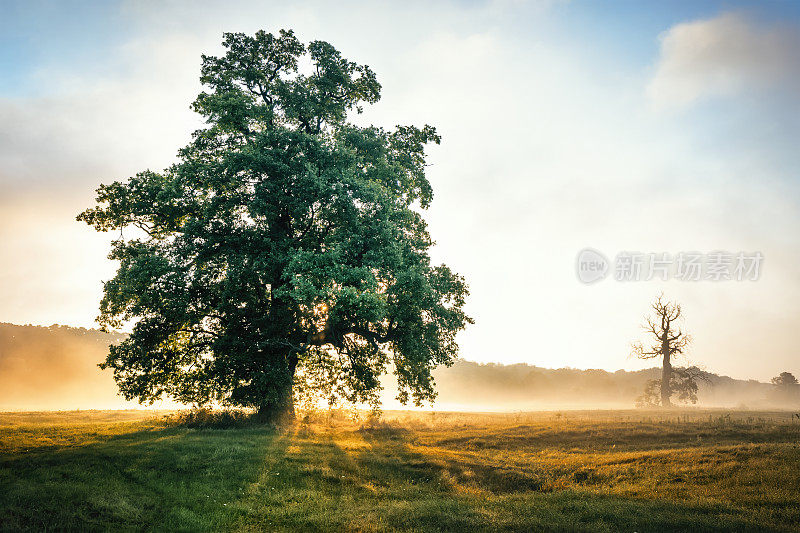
[770,372,800,404]
[670,368,702,404]
[78,30,471,416]
[636,368,701,408]
[636,379,662,408]
[771,371,799,390]
[163,408,263,429]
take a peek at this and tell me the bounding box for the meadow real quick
[1,409,799,532]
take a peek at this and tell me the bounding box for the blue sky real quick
[4,0,797,96]
[1,0,799,382]
[0,1,134,95]
[2,1,797,106]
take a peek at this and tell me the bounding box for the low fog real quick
[0,323,796,412]
[0,324,134,410]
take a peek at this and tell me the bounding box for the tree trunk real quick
[661,345,672,408]
[256,381,295,424]
[255,355,298,424]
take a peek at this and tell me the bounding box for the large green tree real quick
[78,30,471,421]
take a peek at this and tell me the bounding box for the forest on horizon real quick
[0,322,790,411]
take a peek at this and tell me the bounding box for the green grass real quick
[2,409,800,531]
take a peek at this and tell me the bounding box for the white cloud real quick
[0,34,204,196]
[0,34,205,327]
[648,12,800,108]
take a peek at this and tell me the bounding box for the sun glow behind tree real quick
[78,30,471,420]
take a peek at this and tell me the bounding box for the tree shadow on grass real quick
[228,425,789,532]
[342,426,792,533]
[2,424,795,532]
[0,425,288,532]
[233,425,493,532]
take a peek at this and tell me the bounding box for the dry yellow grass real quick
[2,409,799,531]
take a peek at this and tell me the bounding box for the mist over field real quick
[424,361,778,411]
[0,323,790,412]
[0,324,128,410]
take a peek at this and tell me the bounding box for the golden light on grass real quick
[3,408,799,529]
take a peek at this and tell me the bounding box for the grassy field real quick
[1,409,800,532]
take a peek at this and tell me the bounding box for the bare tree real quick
[632,294,691,407]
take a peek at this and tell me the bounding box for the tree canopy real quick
[78,29,471,419]
[770,372,800,404]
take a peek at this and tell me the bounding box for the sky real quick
[1,0,799,382]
